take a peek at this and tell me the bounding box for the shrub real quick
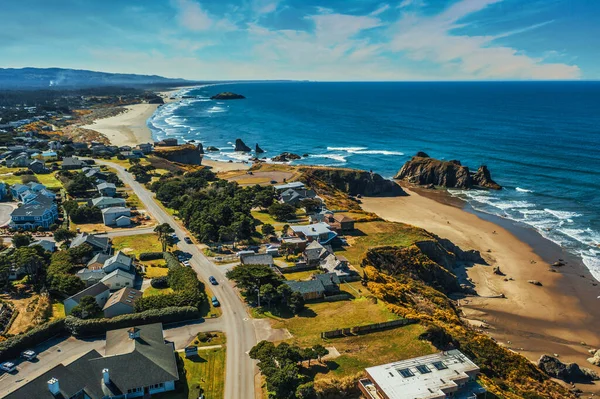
[163,252,180,269]
[65,306,200,337]
[0,319,66,362]
[151,276,169,289]
[139,252,164,261]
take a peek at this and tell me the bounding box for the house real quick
[137,143,153,154]
[87,253,111,269]
[358,350,485,399]
[97,182,117,197]
[155,138,178,147]
[28,159,48,173]
[102,206,131,226]
[119,150,141,159]
[9,203,58,230]
[0,182,6,200]
[5,323,179,399]
[303,241,331,267]
[320,254,357,280]
[324,213,356,233]
[103,287,142,318]
[290,222,337,245]
[285,273,340,301]
[63,282,110,315]
[76,268,108,286]
[100,269,136,291]
[6,152,31,167]
[280,187,318,206]
[70,233,111,254]
[61,156,88,170]
[274,182,305,192]
[29,239,56,252]
[88,196,126,210]
[240,253,274,267]
[84,167,108,181]
[41,150,58,159]
[48,140,62,150]
[102,251,133,273]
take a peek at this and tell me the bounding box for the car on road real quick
[184,237,192,244]
[270,180,277,184]
[211,296,220,307]
[209,276,218,285]
[21,350,36,361]
[177,255,185,261]
[170,233,179,241]
[182,260,190,267]
[1,362,16,372]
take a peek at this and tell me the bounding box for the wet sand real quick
[361,184,600,393]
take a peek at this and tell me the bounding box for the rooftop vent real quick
[127,327,140,339]
[47,377,60,395]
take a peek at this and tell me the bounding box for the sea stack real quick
[395,152,502,190]
[271,152,302,162]
[256,144,265,154]
[197,143,204,154]
[210,92,245,100]
[235,138,252,152]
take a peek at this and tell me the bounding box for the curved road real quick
[96,160,257,399]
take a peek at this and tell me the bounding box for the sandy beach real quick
[81,103,158,147]
[361,185,600,392]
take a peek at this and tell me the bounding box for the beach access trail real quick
[94,159,258,399]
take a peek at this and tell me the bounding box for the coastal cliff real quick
[153,143,203,165]
[395,152,501,190]
[299,167,405,197]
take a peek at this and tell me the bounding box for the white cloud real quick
[389,0,580,79]
[172,0,213,31]
[371,4,390,16]
[252,0,280,15]
[397,0,424,9]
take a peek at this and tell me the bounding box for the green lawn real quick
[158,349,226,399]
[112,234,162,259]
[50,302,65,321]
[35,173,63,190]
[252,210,309,231]
[143,287,174,297]
[190,331,227,348]
[282,271,316,281]
[146,264,169,278]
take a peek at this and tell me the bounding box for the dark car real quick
[209,276,218,285]
[184,237,192,244]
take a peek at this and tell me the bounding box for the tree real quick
[65,172,95,195]
[62,200,79,216]
[296,382,316,399]
[268,203,296,221]
[312,344,329,363]
[288,292,305,314]
[299,198,322,213]
[14,247,45,284]
[259,283,280,308]
[70,206,102,224]
[71,295,101,318]
[12,233,32,248]
[261,224,275,237]
[128,158,141,165]
[226,264,282,300]
[281,224,290,237]
[300,347,316,367]
[54,228,76,244]
[154,223,175,251]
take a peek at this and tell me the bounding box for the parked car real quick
[21,350,36,361]
[177,255,185,261]
[211,296,220,307]
[1,362,16,372]
[270,180,277,184]
[184,237,192,244]
[182,260,190,267]
[209,276,218,285]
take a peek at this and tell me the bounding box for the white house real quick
[101,207,131,226]
[102,251,133,273]
[103,287,142,318]
[63,283,110,315]
[100,269,136,291]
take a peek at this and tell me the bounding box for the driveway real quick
[0,203,16,227]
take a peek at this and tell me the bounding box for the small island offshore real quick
[210,92,245,100]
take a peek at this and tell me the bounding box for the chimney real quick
[48,378,60,395]
[127,327,140,340]
[102,368,110,385]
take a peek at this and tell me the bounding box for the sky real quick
[2,0,598,81]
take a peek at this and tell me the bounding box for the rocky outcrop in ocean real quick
[206,146,219,152]
[395,152,502,190]
[235,139,251,152]
[272,152,301,162]
[256,144,265,154]
[210,92,245,100]
[197,143,204,154]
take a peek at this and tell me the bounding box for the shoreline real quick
[361,184,600,392]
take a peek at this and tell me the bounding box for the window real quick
[432,361,448,370]
[398,368,414,378]
[416,365,431,374]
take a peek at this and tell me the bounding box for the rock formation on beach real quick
[206,146,219,152]
[255,144,265,154]
[395,152,502,190]
[210,92,245,100]
[154,143,203,165]
[538,355,599,382]
[197,143,204,154]
[299,167,405,197]
[234,138,252,152]
[272,152,301,162]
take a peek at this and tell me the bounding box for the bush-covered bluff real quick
[299,166,405,197]
[153,143,203,165]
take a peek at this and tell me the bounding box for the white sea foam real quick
[515,187,533,193]
[327,146,367,152]
[310,154,347,163]
[544,209,582,220]
[353,150,404,156]
[207,106,226,114]
[581,249,600,281]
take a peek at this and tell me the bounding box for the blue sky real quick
[2,0,598,80]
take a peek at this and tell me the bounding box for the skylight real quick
[398,368,414,378]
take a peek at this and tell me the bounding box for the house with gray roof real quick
[61,156,88,170]
[240,253,274,267]
[87,253,111,269]
[9,203,58,230]
[100,269,136,291]
[290,222,337,245]
[102,206,131,226]
[103,251,133,273]
[29,239,56,252]
[5,323,179,399]
[285,273,340,301]
[89,196,126,209]
[97,182,117,197]
[70,233,110,254]
[63,282,110,315]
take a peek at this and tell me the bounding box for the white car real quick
[21,350,36,360]
[1,362,16,372]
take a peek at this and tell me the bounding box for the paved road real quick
[95,160,257,399]
[0,318,223,398]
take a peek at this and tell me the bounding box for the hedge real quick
[65,306,200,337]
[151,276,169,288]
[139,252,164,261]
[163,252,180,270]
[0,319,67,362]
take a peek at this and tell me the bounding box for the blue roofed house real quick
[290,222,338,245]
[9,193,58,230]
[97,182,117,197]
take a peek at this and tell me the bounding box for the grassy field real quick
[337,221,431,271]
[143,287,174,297]
[145,264,169,278]
[50,302,65,321]
[112,234,162,259]
[252,210,309,231]
[159,349,226,399]
[282,270,316,281]
[125,192,143,209]
[190,331,227,348]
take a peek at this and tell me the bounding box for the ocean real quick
[148,81,600,278]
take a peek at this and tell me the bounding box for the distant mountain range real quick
[0,67,193,89]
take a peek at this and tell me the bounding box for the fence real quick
[276,263,317,274]
[321,318,417,339]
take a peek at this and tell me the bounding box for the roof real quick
[87,253,111,268]
[65,282,109,304]
[11,203,53,217]
[291,223,332,236]
[285,279,325,295]
[62,156,86,167]
[70,233,110,252]
[97,182,116,190]
[5,323,178,399]
[240,253,274,266]
[29,239,56,252]
[364,350,480,399]
[103,287,142,310]
[334,214,355,223]
[76,268,107,281]
[91,196,125,207]
[101,206,130,215]
[103,251,133,270]
[274,181,305,191]
[100,269,135,283]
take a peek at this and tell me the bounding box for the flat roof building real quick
[358,350,486,399]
